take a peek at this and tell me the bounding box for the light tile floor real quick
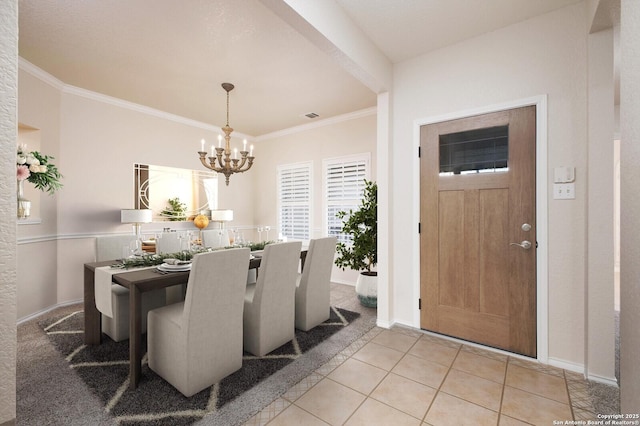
[245,284,601,425]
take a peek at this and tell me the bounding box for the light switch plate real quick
[554,167,575,183]
[553,183,575,199]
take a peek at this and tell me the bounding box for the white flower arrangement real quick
[16,144,63,194]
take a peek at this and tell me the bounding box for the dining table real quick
[84,249,306,389]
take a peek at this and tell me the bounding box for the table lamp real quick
[121,209,153,242]
[210,209,233,246]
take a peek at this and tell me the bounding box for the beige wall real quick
[16,65,377,319]
[16,69,62,318]
[0,1,18,423]
[16,66,255,318]
[392,3,593,370]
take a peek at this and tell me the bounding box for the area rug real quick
[40,307,359,425]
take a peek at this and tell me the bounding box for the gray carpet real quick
[17,283,377,426]
[586,309,621,416]
[38,307,360,425]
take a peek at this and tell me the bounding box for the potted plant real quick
[334,179,377,307]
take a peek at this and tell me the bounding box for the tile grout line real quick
[421,341,463,424]
[258,322,602,425]
[497,356,511,425]
[564,369,577,421]
[338,331,415,424]
[287,323,384,425]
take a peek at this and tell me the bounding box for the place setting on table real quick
[155,258,192,274]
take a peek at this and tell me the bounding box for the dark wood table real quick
[84,251,306,389]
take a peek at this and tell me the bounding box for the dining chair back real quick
[95,235,166,342]
[147,248,250,397]
[243,241,302,356]
[202,229,256,285]
[95,234,137,262]
[201,229,231,249]
[295,236,337,331]
[155,232,188,303]
[156,232,182,254]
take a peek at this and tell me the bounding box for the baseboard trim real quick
[547,357,585,375]
[17,299,82,325]
[376,318,393,329]
[587,373,619,387]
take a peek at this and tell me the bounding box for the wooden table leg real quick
[84,266,101,345]
[129,285,142,389]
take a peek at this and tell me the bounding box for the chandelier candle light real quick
[198,83,254,186]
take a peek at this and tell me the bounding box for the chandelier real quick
[198,83,254,185]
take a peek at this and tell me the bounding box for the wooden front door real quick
[420,106,537,357]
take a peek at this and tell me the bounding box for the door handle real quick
[510,240,532,250]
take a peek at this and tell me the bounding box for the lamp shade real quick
[121,209,153,224]
[210,209,233,221]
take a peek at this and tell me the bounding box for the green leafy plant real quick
[245,240,275,251]
[113,242,274,269]
[114,249,205,269]
[161,197,187,221]
[334,180,377,273]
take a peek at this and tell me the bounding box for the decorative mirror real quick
[134,163,218,221]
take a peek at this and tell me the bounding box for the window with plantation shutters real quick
[324,154,371,244]
[277,162,312,241]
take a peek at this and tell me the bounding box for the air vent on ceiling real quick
[304,112,319,119]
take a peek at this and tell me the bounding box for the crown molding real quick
[255,107,377,141]
[19,56,372,142]
[18,56,255,139]
[61,84,229,133]
[18,57,65,90]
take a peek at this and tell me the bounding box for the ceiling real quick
[18,0,583,137]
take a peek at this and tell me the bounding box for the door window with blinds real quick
[277,162,312,241]
[324,154,371,243]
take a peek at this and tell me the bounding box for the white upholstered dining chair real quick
[147,248,250,397]
[201,229,230,249]
[202,229,256,286]
[155,232,183,254]
[156,232,188,303]
[295,236,337,331]
[243,241,302,356]
[95,235,167,342]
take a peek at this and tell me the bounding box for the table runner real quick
[94,265,157,318]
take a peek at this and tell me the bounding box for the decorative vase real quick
[355,271,378,308]
[17,179,31,219]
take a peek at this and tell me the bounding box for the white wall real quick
[0,1,18,423]
[619,0,640,412]
[587,27,616,383]
[392,3,590,368]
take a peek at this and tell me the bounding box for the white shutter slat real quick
[324,155,369,244]
[278,163,311,240]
